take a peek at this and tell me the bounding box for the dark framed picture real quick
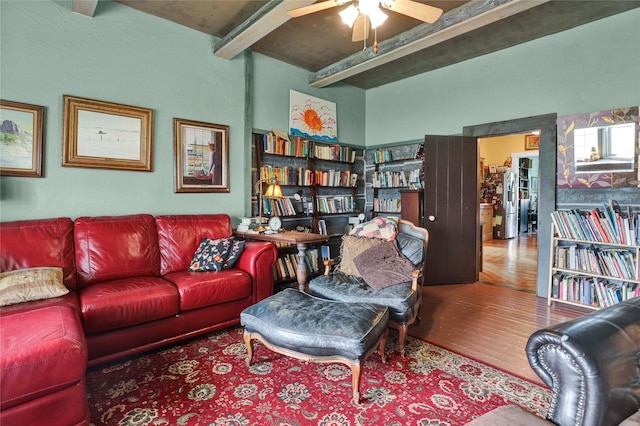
[525,134,540,150]
[0,100,45,177]
[174,118,229,193]
[62,95,153,171]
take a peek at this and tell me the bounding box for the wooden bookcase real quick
[251,130,364,289]
[548,213,640,310]
[366,145,423,222]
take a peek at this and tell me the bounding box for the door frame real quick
[463,113,557,298]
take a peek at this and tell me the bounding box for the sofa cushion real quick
[0,217,77,290]
[156,214,232,276]
[163,269,252,311]
[337,235,385,277]
[349,216,399,241]
[0,306,86,410]
[74,214,160,287]
[80,277,179,334]
[309,272,417,323]
[0,291,80,316]
[353,241,414,290]
[0,267,69,306]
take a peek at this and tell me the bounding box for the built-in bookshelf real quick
[253,130,364,230]
[366,146,423,219]
[548,205,640,310]
[252,130,364,288]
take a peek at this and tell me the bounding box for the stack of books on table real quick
[236,217,252,232]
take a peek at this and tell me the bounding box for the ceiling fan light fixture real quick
[358,0,379,15]
[368,6,388,29]
[339,4,359,27]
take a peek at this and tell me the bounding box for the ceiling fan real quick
[288,0,443,44]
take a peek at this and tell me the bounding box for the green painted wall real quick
[253,54,365,146]
[2,1,638,224]
[365,8,640,145]
[0,0,365,222]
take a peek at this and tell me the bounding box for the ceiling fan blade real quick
[383,0,443,23]
[287,0,341,18]
[352,14,370,42]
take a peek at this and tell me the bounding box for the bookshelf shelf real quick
[548,207,640,311]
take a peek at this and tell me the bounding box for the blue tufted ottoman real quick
[240,288,389,402]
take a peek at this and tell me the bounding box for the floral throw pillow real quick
[349,216,399,241]
[222,239,245,269]
[189,238,232,272]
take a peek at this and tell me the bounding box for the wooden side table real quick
[234,230,330,292]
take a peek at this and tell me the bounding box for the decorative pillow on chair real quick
[0,267,69,306]
[349,216,399,241]
[337,235,385,277]
[189,237,233,272]
[353,241,415,290]
[222,239,245,269]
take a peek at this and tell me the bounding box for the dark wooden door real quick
[423,135,479,285]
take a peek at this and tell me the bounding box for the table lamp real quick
[255,176,282,225]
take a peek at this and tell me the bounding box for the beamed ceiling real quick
[75,0,639,89]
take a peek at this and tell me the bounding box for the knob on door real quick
[428,215,436,222]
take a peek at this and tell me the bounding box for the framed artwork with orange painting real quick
[289,90,337,142]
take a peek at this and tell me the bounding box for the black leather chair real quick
[526,298,640,426]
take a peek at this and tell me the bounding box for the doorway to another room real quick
[479,133,540,293]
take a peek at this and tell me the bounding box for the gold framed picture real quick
[0,100,45,177]
[62,95,153,171]
[525,134,540,150]
[174,118,230,193]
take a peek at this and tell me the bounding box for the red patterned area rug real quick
[86,328,550,425]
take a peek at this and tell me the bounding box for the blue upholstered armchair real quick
[309,219,429,356]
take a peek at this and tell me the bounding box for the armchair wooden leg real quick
[378,329,388,363]
[397,324,408,357]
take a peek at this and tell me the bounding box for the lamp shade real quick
[265,183,282,198]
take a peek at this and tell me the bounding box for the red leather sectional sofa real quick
[0,214,277,426]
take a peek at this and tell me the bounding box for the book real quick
[321,245,331,260]
[318,219,327,235]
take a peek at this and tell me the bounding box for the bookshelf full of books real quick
[369,152,423,218]
[252,130,364,288]
[549,203,640,310]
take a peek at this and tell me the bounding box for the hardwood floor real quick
[411,234,587,385]
[480,233,538,293]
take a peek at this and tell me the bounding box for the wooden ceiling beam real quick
[72,0,98,17]
[309,0,551,88]
[214,0,316,60]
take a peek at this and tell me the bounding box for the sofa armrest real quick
[525,298,640,426]
[234,241,278,304]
